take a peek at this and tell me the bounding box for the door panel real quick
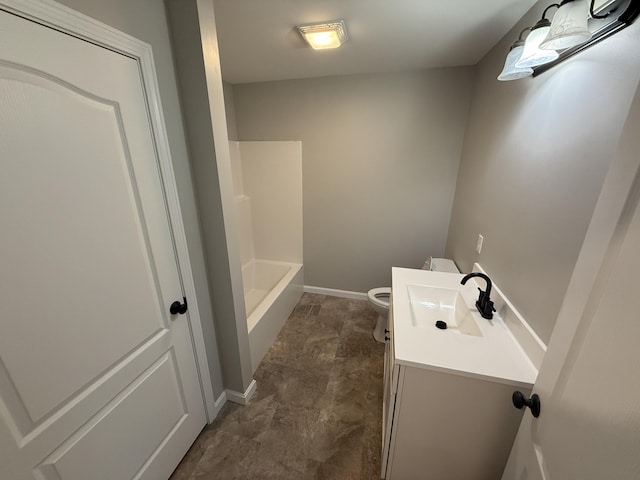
[0,330,173,462]
[505,175,640,480]
[37,352,186,480]
[539,185,640,479]
[1,65,166,423]
[503,67,640,480]
[0,7,205,479]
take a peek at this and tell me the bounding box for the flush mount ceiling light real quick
[297,20,348,50]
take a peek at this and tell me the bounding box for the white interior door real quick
[0,7,205,480]
[502,79,640,479]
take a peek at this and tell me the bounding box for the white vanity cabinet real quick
[381,349,530,479]
[381,268,539,480]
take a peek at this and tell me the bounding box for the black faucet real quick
[460,272,496,320]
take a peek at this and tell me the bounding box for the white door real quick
[502,80,640,478]
[0,7,205,480]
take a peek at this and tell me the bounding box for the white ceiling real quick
[212,0,538,84]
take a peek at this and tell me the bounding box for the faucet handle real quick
[484,299,496,319]
[475,297,496,319]
[486,299,496,314]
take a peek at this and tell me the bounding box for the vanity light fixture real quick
[515,4,561,68]
[499,0,640,80]
[297,20,348,50]
[540,0,592,50]
[497,28,534,81]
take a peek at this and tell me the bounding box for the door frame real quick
[0,0,217,421]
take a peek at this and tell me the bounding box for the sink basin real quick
[407,284,483,337]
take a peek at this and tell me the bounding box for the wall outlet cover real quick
[476,234,484,254]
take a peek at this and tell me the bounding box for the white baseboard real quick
[225,379,257,406]
[304,285,368,301]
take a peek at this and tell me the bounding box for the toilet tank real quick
[422,257,459,273]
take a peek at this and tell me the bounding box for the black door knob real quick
[170,297,188,315]
[512,391,541,418]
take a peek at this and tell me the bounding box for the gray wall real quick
[55,0,224,397]
[446,4,640,343]
[232,69,474,292]
[167,0,254,394]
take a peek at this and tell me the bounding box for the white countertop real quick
[392,267,538,388]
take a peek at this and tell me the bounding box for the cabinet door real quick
[381,300,400,478]
[389,368,524,480]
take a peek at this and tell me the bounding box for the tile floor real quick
[170,293,385,479]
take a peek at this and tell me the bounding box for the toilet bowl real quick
[368,257,459,343]
[368,287,391,343]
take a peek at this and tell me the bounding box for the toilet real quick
[368,257,460,343]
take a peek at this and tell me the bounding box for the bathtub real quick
[242,259,303,372]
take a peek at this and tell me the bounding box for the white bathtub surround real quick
[232,141,303,263]
[303,285,368,301]
[230,141,304,372]
[234,194,256,265]
[247,263,304,371]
